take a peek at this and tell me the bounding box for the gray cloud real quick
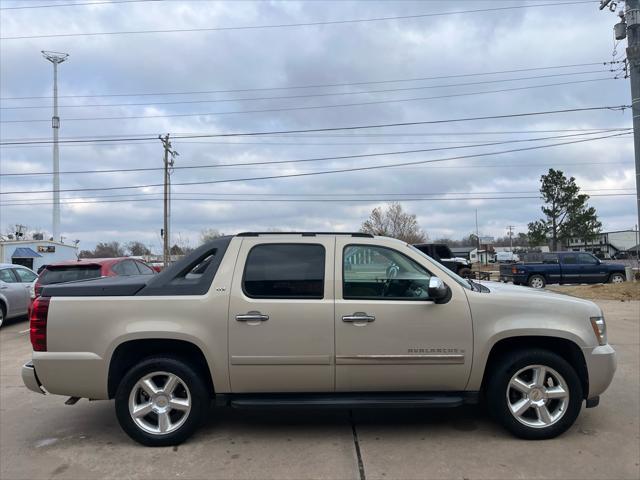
[0,0,634,250]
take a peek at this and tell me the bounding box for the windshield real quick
[407,244,471,290]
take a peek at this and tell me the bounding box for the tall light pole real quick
[42,50,69,242]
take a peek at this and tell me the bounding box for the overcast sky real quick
[0,0,635,252]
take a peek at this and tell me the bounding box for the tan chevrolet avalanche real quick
[22,233,616,446]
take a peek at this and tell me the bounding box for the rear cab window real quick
[39,265,102,285]
[242,243,325,299]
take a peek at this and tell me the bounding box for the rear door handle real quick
[236,311,270,322]
[342,312,375,323]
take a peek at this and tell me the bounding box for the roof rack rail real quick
[237,232,374,238]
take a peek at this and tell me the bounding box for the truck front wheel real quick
[528,274,546,289]
[115,357,209,446]
[609,272,625,284]
[486,350,583,440]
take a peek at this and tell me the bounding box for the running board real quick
[221,392,478,409]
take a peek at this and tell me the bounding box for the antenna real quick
[42,50,69,241]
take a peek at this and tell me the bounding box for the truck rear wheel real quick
[528,274,546,289]
[115,356,208,446]
[486,349,582,440]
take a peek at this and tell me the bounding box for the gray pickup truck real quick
[499,252,627,288]
[23,233,616,446]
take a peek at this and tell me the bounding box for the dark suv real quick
[412,243,472,278]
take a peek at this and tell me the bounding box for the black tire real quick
[609,272,625,284]
[528,274,546,289]
[486,349,583,440]
[115,356,209,446]
[458,267,472,278]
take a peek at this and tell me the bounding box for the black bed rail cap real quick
[237,231,374,238]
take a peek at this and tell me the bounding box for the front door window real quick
[343,245,431,300]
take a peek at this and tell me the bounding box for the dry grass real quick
[546,282,640,301]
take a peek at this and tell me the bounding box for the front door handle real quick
[342,312,375,323]
[236,311,270,322]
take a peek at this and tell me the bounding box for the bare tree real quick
[199,228,225,245]
[174,233,194,254]
[83,241,125,258]
[360,202,427,243]
[126,241,151,257]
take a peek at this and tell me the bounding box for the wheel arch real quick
[107,338,215,399]
[479,335,589,400]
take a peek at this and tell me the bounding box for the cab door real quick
[334,238,473,392]
[228,236,335,392]
[577,253,608,283]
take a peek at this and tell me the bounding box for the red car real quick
[33,257,156,299]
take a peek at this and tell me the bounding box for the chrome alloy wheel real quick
[611,274,625,284]
[128,371,191,435]
[506,365,569,429]
[529,277,545,289]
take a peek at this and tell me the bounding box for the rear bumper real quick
[22,362,46,394]
[583,344,617,399]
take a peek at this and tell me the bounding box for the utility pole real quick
[475,209,480,263]
[507,225,515,252]
[42,51,69,242]
[601,0,640,240]
[159,134,178,268]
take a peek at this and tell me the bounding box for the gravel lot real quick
[1,300,638,480]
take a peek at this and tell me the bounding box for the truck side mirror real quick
[428,276,451,304]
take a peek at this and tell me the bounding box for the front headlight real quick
[590,316,607,346]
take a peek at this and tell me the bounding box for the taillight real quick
[34,282,43,298]
[30,297,50,352]
[512,266,517,274]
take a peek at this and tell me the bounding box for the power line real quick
[2,133,633,149]
[0,105,630,146]
[0,0,162,10]
[0,131,629,195]
[1,130,630,177]
[1,62,617,101]
[0,77,618,124]
[1,193,633,208]
[0,1,598,40]
[0,70,613,111]
[1,127,631,144]
[6,187,634,205]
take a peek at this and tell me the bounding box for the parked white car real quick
[0,263,38,327]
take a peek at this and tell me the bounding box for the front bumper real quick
[583,344,617,398]
[22,362,46,394]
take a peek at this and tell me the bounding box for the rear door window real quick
[562,254,578,265]
[242,244,325,299]
[14,268,37,283]
[39,265,102,285]
[115,260,141,276]
[135,262,156,275]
